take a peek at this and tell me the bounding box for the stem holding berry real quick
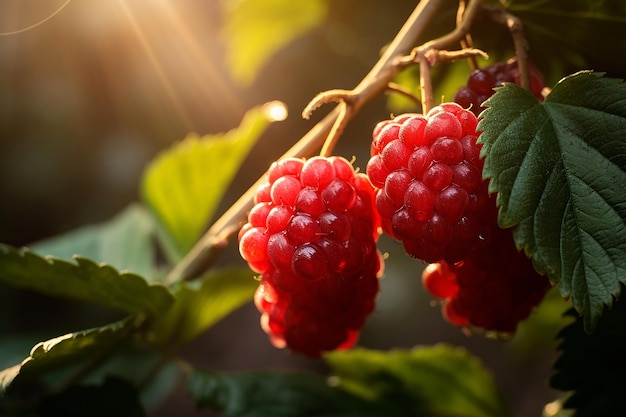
[484,5,532,91]
[166,0,446,284]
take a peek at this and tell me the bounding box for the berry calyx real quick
[239,156,383,357]
[366,102,489,264]
[454,57,545,116]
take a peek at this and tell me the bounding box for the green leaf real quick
[29,204,156,280]
[188,368,390,417]
[1,319,133,394]
[509,287,574,357]
[220,0,328,86]
[478,71,626,332]
[325,345,511,417]
[36,376,146,417]
[0,244,174,316]
[141,103,284,262]
[550,293,626,417]
[4,342,182,413]
[152,268,257,347]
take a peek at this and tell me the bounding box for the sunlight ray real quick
[157,0,245,122]
[116,0,195,131]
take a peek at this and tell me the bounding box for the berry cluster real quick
[366,103,490,264]
[453,57,545,116]
[238,58,549,353]
[238,156,382,357]
[421,196,551,333]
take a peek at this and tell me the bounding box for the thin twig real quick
[399,0,483,114]
[386,82,422,108]
[166,0,446,284]
[490,7,530,90]
[418,51,434,113]
[302,90,356,157]
[301,89,354,120]
[419,0,482,52]
[428,48,488,64]
[456,0,478,70]
[320,102,351,157]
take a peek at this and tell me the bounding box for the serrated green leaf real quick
[550,293,626,417]
[29,204,156,280]
[188,368,391,417]
[152,268,257,347]
[220,0,328,86]
[78,347,182,413]
[324,345,511,417]
[0,244,174,316]
[478,71,626,332]
[141,103,283,262]
[1,319,133,395]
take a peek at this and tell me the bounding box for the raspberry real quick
[454,57,545,116]
[238,156,382,357]
[366,102,488,264]
[421,195,551,333]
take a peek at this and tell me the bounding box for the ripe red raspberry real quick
[454,57,545,116]
[238,156,382,357]
[421,196,551,333]
[366,102,489,264]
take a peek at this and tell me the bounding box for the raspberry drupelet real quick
[239,156,383,357]
[454,57,545,116]
[421,195,552,334]
[366,102,490,264]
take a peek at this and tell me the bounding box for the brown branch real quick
[418,51,434,113]
[301,89,354,120]
[419,0,482,53]
[396,0,483,115]
[484,5,531,90]
[165,0,446,284]
[320,102,352,157]
[428,48,488,65]
[456,0,478,70]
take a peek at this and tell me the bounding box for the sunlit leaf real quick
[551,293,626,417]
[188,368,390,417]
[220,0,328,86]
[325,345,511,417]
[152,268,257,347]
[0,319,133,394]
[141,103,285,262]
[478,71,626,331]
[0,244,174,316]
[29,204,156,280]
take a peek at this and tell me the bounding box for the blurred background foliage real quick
[0,0,623,415]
